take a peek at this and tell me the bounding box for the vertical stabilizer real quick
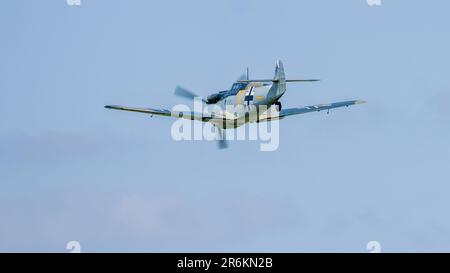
[273,60,286,96]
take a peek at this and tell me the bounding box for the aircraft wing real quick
[258,100,366,122]
[104,105,212,121]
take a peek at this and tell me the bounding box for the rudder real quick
[273,60,286,96]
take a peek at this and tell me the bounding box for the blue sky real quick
[1,0,450,252]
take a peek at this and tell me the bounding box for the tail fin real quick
[273,60,285,81]
[273,60,286,96]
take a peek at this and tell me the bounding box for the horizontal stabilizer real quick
[237,79,320,83]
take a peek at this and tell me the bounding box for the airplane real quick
[105,60,365,149]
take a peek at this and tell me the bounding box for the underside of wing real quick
[105,105,212,122]
[237,79,320,83]
[105,105,171,116]
[258,100,366,122]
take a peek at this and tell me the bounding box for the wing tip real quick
[355,99,367,104]
[105,105,124,110]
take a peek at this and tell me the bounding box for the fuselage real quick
[206,81,285,129]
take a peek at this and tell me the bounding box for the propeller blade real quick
[174,86,207,103]
[216,128,228,149]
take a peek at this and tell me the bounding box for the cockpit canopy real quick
[206,82,249,104]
